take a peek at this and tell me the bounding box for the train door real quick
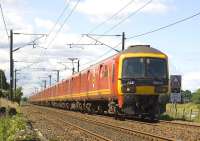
[99,64,104,90]
[86,70,90,97]
[99,65,109,90]
[111,63,115,95]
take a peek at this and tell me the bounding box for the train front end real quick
[117,45,169,118]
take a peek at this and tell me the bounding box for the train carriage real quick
[29,45,169,119]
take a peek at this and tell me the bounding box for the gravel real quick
[22,104,200,141]
[21,105,145,141]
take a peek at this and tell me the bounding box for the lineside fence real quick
[166,104,200,121]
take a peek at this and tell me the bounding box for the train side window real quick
[87,70,90,80]
[100,66,108,78]
[99,65,103,78]
[103,65,108,77]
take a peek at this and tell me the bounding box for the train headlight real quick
[121,80,136,93]
[156,86,168,93]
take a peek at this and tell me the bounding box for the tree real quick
[181,90,192,103]
[0,69,10,98]
[192,89,200,104]
[21,97,28,102]
[0,69,9,90]
[0,69,23,102]
[14,87,23,104]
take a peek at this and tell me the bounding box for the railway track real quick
[27,106,112,141]
[159,120,200,130]
[49,117,112,141]
[24,104,200,140]
[74,116,175,141]
[124,118,200,131]
[34,105,175,141]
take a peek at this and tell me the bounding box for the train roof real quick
[32,45,167,95]
[121,45,165,55]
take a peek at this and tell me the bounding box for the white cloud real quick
[34,17,70,32]
[182,72,200,91]
[35,18,55,31]
[1,0,189,97]
[0,49,9,62]
[76,0,172,23]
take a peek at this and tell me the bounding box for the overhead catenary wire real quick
[80,0,153,68]
[88,0,135,34]
[0,3,9,39]
[21,0,80,71]
[13,34,46,52]
[46,0,81,49]
[32,0,72,68]
[25,0,80,71]
[81,41,122,68]
[40,0,147,70]
[27,0,139,87]
[47,0,72,37]
[127,10,200,39]
[18,0,151,86]
[74,0,136,45]
[103,0,152,34]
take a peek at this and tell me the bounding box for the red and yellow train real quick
[29,45,169,119]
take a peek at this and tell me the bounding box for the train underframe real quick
[123,94,159,119]
[33,94,159,120]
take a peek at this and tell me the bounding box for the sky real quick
[0,0,200,96]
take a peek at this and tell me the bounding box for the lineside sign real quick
[170,75,181,93]
[170,75,182,103]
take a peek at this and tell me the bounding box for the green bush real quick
[0,114,26,141]
[159,113,174,121]
[192,89,200,104]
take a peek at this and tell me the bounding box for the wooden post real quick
[190,109,193,121]
[198,109,200,120]
[182,108,185,120]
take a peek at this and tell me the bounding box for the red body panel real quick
[30,54,121,104]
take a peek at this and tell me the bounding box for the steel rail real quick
[57,118,112,141]
[34,105,176,141]
[34,108,112,141]
[160,120,200,128]
[66,114,175,141]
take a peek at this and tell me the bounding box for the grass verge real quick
[0,113,40,141]
[0,114,26,141]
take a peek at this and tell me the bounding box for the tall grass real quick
[165,103,200,122]
[0,114,26,141]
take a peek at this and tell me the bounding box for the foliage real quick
[0,69,10,99]
[166,103,200,121]
[0,69,9,90]
[0,114,26,141]
[181,89,192,103]
[0,90,9,99]
[13,87,23,104]
[21,97,28,102]
[159,113,174,121]
[192,89,200,104]
[167,102,200,110]
[0,69,24,102]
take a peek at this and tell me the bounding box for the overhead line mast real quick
[72,0,136,56]
[9,30,47,100]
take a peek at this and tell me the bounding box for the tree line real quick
[173,89,200,104]
[0,69,23,103]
